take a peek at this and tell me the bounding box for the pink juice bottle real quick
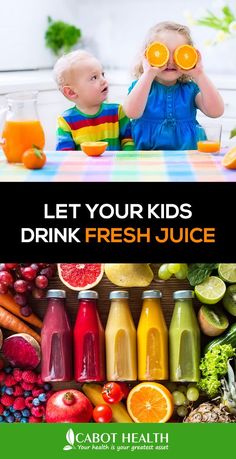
[41,290,73,382]
[74,291,105,382]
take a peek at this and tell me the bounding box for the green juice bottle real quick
[169,290,200,382]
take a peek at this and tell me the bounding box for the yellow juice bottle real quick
[137,290,168,380]
[105,291,137,381]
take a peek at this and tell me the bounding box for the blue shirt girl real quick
[124,21,224,151]
[129,79,200,150]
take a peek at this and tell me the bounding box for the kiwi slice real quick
[223,284,236,316]
[198,304,229,336]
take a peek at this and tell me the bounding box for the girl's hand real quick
[183,50,205,79]
[142,55,166,79]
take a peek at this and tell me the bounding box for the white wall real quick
[0,0,236,74]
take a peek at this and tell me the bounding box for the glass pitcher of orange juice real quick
[0,91,45,163]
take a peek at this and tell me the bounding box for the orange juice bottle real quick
[137,290,168,380]
[1,92,45,163]
[105,291,137,381]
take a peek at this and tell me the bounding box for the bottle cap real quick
[173,290,194,300]
[46,289,66,299]
[78,291,98,299]
[109,290,129,300]
[142,290,162,299]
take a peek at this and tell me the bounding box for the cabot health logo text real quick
[63,428,169,452]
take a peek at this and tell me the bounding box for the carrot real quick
[0,292,42,329]
[0,306,41,343]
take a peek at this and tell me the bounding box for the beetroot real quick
[0,328,2,349]
[46,389,93,423]
[2,333,40,369]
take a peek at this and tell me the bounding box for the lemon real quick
[104,264,153,287]
[194,276,226,304]
[218,263,236,283]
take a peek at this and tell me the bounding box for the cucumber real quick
[204,322,236,354]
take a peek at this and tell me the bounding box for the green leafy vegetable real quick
[198,344,235,397]
[45,17,81,56]
[187,263,218,286]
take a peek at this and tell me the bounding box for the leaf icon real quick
[66,428,75,446]
[63,445,73,451]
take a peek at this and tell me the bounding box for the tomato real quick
[116,382,131,400]
[93,404,112,423]
[22,146,46,170]
[102,382,123,404]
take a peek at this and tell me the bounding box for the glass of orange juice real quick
[196,124,222,153]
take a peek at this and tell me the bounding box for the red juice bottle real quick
[41,289,73,382]
[74,291,105,382]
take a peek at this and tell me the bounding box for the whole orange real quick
[22,146,46,169]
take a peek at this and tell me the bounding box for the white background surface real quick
[0,0,236,74]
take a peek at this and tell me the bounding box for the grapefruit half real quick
[57,263,104,291]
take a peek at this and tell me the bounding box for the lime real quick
[218,263,236,283]
[194,276,226,305]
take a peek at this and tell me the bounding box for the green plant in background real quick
[230,127,236,139]
[184,3,236,45]
[45,17,82,56]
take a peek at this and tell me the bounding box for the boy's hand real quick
[142,55,167,79]
[182,50,205,79]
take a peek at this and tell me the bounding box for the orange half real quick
[145,42,169,67]
[127,382,174,423]
[80,141,108,157]
[222,146,236,169]
[174,45,198,70]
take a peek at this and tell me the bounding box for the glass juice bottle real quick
[74,291,105,382]
[169,290,200,382]
[41,289,72,382]
[137,290,168,380]
[105,291,137,381]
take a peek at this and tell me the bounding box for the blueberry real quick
[20,417,29,423]
[43,383,52,391]
[14,411,22,419]
[38,393,47,402]
[9,405,15,412]
[24,390,32,397]
[4,367,12,374]
[32,398,40,406]
[6,415,15,423]
[1,385,6,394]
[0,415,5,422]
[5,387,14,395]
[3,409,10,417]
[21,408,30,417]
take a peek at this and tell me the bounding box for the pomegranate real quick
[46,389,93,423]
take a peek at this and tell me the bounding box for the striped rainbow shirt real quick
[56,103,135,151]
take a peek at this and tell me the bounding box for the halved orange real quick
[174,45,198,70]
[126,382,174,423]
[222,146,236,169]
[145,42,169,67]
[80,141,108,157]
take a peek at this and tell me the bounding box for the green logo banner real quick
[0,423,234,459]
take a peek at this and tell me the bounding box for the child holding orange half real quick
[54,50,134,151]
[124,21,224,150]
